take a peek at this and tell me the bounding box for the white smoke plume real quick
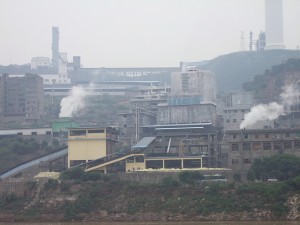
[240,82,300,129]
[59,86,86,117]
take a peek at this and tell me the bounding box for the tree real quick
[248,154,300,181]
[179,171,205,185]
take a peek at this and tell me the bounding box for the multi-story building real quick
[224,128,300,179]
[135,122,222,168]
[157,98,218,125]
[222,91,275,131]
[171,69,216,102]
[0,73,44,122]
[118,87,168,146]
[67,127,119,173]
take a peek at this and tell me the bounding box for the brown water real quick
[0,222,299,225]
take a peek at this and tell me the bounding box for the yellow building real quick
[67,127,118,172]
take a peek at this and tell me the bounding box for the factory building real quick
[171,69,216,102]
[0,74,44,123]
[224,128,300,179]
[67,127,119,173]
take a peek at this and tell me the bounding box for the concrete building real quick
[222,92,275,131]
[67,127,119,172]
[118,87,169,146]
[136,122,222,168]
[157,100,217,125]
[222,92,253,131]
[171,69,216,102]
[40,74,71,85]
[31,57,51,70]
[0,74,44,122]
[224,128,300,179]
[265,0,285,50]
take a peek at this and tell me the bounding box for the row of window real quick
[231,141,299,151]
[232,158,251,164]
[69,129,105,136]
[224,109,250,114]
[232,132,292,139]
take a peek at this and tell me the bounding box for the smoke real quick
[59,86,86,117]
[240,82,300,129]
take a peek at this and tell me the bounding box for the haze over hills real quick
[1,50,300,94]
[199,49,300,92]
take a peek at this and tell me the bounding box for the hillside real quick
[199,50,300,92]
[243,58,300,101]
[1,170,300,222]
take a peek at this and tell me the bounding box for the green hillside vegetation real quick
[1,167,300,222]
[0,137,62,173]
[200,50,300,92]
[243,58,300,100]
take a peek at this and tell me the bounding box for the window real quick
[124,124,127,128]
[226,119,230,123]
[252,142,261,150]
[255,134,259,139]
[232,159,239,164]
[263,142,271,150]
[232,143,239,151]
[244,134,249,139]
[295,141,300,149]
[284,141,292,149]
[234,110,237,113]
[243,159,251,164]
[286,133,290,138]
[265,133,269,138]
[233,119,237,123]
[46,131,52,135]
[88,129,104,133]
[233,134,237,139]
[274,142,282,150]
[70,130,86,136]
[243,143,251,150]
[31,132,37,135]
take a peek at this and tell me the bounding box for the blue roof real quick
[133,137,156,148]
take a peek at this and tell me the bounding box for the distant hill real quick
[243,58,300,101]
[199,50,300,92]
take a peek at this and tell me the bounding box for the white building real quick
[31,57,51,70]
[265,0,285,50]
[171,69,216,102]
[40,74,71,85]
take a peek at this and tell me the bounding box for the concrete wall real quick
[157,103,217,125]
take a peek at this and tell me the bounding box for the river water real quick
[0,222,299,225]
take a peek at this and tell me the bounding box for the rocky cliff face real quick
[0,178,299,222]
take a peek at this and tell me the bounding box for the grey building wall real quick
[0,74,44,122]
[157,103,217,125]
[171,70,216,102]
[225,129,300,173]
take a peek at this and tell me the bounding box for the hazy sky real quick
[1,0,300,67]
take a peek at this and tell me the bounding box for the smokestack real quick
[249,31,253,51]
[265,0,285,50]
[52,27,59,73]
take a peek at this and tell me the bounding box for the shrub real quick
[44,179,59,190]
[161,176,180,187]
[179,171,205,185]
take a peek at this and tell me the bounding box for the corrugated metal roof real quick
[133,136,156,148]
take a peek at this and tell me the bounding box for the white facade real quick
[31,57,51,70]
[40,74,71,85]
[265,0,285,50]
[171,69,216,102]
[59,52,68,75]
